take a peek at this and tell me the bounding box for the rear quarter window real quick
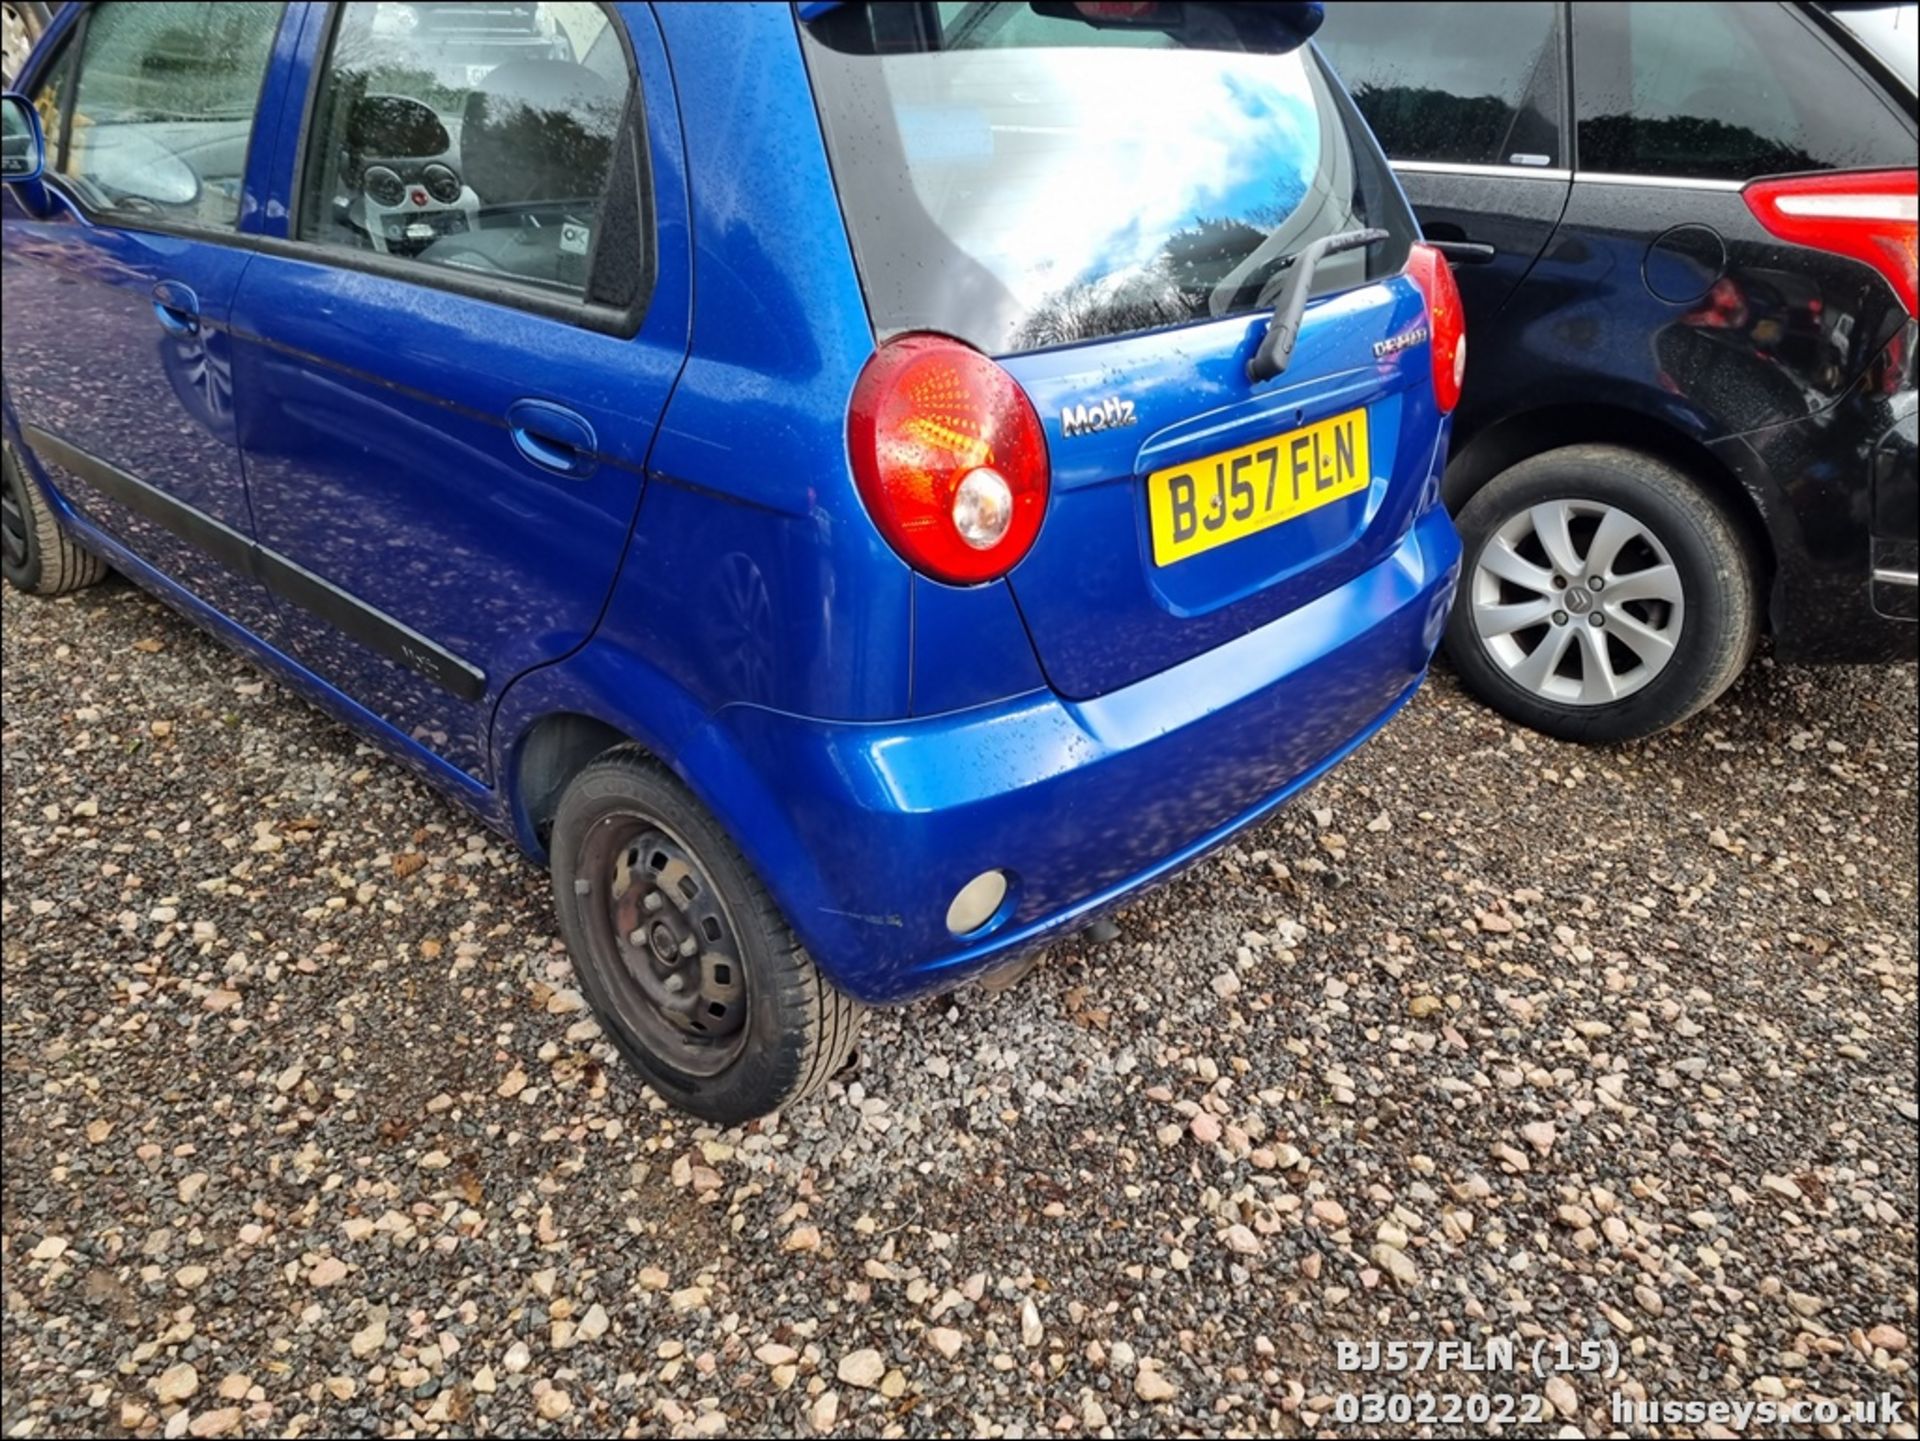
[802,0,1415,357]
[1573,0,1916,181]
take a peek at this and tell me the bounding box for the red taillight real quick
[1404,242,1466,413]
[848,334,1050,585]
[1744,169,1918,318]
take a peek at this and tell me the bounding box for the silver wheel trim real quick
[1470,498,1685,706]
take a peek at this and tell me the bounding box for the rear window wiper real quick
[1246,227,1390,384]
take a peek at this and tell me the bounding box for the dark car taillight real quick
[848,334,1050,585]
[1404,242,1466,413]
[1744,169,1918,318]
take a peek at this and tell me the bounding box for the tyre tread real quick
[5,441,108,596]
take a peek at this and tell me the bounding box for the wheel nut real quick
[1552,575,1568,590]
[679,935,699,958]
[1552,610,1568,626]
[663,973,685,994]
[643,891,664,913]
[1589,576,1605,590]
[628,927,647,946]
[1589,612,1605,626]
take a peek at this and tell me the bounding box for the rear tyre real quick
[1445,445,1758,743]
[549,746,863,1124]
[3,438,108,596]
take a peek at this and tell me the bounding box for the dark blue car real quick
[1,0,1461,1120]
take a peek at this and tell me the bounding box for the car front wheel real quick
[1445,444,1759,743]
[3,437,108,597]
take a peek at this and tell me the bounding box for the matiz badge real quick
[1060,396,1137,438]
[1373,324,1429,359]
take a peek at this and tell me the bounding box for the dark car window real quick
[802,1,1416,357]
[296,2,631,300]
[37,1,284,229]
[1315,0,1564,168]
[1573,0,1915,181]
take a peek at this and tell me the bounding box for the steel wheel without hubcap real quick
[1470,498,1685,706]
[580,816,750,1077]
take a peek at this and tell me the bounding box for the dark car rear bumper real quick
[1711,322,1918,665]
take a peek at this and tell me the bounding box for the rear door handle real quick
[151,279,200,335]
[506,398,597,479]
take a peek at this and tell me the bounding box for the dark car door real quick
[1,1,289,636]
[227,1,690,782]
[1556,0,1913,434]
[1314,0,1572,321]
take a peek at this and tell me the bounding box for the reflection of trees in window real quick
[1014,268,1191,351]
[356,67,469,119]
[462,95,620,207]
[90,4,278,119]
[1012,216,1267,350]
[1350,83,1511,165]
[1162,216,1268,303]
[1579,114,1818,179]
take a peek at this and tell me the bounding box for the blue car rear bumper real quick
[717,505,1460,1004]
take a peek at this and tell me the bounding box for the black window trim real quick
[276,0,655,341]
[26,0,295,243]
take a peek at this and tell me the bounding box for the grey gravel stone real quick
[3,580,1915,1437]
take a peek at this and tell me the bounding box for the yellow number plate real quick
[1147,408,1371,567]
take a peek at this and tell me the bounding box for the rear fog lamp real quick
[946,869,1011,936]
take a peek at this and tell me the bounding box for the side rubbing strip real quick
[22,427,487,703]
[26,426,257,576]
[256,550,486,701]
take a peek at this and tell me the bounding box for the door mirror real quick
[1,93,45,182]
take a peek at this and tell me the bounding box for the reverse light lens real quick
[1404,242,1466,413]
[1744,169,1918,318]
[848,335,1050,585]
[953,466,1015,549]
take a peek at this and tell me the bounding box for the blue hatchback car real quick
[2,0,1461,1121]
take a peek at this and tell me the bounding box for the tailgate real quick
[802,1,1433,699]
[1003,275,1439,698]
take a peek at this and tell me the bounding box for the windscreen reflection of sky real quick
[886,46,1321,309]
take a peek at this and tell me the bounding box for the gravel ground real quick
[3,574,1916,1441]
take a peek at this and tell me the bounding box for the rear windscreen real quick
[802,1,1417,357]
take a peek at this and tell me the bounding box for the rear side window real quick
[39,1,284,229]
[1315,0,1564,168]
[1573,0,1915,181]
[296,2,632,300]
[802,1,1416,357]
